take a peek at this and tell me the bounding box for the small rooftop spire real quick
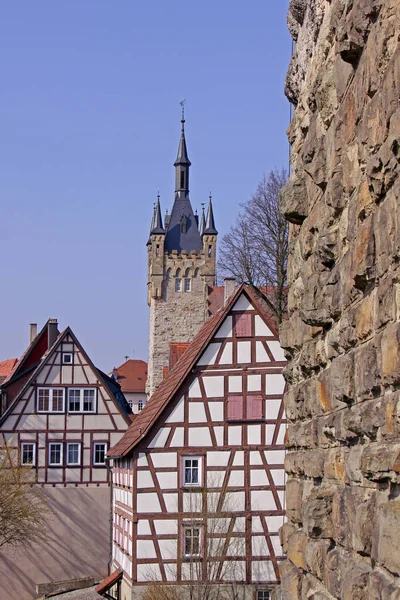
[151,193,165,234]
[204,193,218,235]
[199,203,206,236]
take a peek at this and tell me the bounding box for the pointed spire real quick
[204,192,218,235]
[151,192,165,234]
[174,117,191,167]
[199,203,206,236]
[146,202,157,245]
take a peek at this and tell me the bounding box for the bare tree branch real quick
[218,169,289,324]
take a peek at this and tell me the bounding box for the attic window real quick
[62,353,72,364]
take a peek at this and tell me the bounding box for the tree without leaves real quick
[218,169,289,324]
[0,441,50,550]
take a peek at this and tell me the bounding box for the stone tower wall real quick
[280,0,400,598]
[147,239,216,396]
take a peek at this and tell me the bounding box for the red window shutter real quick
[227,396,243,420]
[246,395,263,420]
[234,313,252,337]
[169,342,191,369]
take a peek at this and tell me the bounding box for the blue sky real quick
[0,1,291,372]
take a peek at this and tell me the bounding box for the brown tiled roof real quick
[95,569,122,595]
[108,284,279,458]
[0,359,18,381]
[113,359,147,393]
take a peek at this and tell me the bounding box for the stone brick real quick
[287,530,308,570]
[379,323,400,386]
[279,559,302,600]
[286,478,305,525]
[303,488,335,539]
[372,501,400,576]
[361,444,400,482]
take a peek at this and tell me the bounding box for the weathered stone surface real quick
[281,0,400,595]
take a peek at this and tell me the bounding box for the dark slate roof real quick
[164,193,203,253]
[151,198,165,234]
[199,207,206,236]
[174,121,191,166]
[204,198,218,235]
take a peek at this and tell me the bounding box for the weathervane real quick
[180,99,186,121]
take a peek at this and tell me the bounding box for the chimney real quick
[224,278,236,304]
[30,323,37,344]
[47,319,58,349]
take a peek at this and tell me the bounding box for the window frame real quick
[183,524,202,558]
[67,388,97,413]
[48,442,63,467]
[37,387,65,413]
[20,442,36,466]
[175,278,182,292]
[93,442,107,466]
[256,590,271,600]
[184,278,191,292]
[138,399,144,412]
[62,352,73,364]
[226,394,264,422]
[66,442,81,466]
[182,455,202,488]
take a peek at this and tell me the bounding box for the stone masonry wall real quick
[280,0,400,598]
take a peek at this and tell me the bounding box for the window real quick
[257,591,271,600]
[21,443,35,466]
[234,313,252,337]
[184,525,201,557]
[66,443,81,466]
[37,388,64,412]
[227,396,243,421]
[227,395,263,421]
[184,278,191,292]
[68,388,96,413]
[49,442,63,466]
[183,457,201,486]
[93,442,107,465]
[180,170,185,189]
[175,278,182,292]
[62,353,73,364]
[138,399,143,412]
[156,244,160,257]
[208,245,212,257]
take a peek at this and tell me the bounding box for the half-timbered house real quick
[0,318,132,600]
[106,285,287,600]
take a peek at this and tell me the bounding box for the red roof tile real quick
[0,359,18,379]
[108,284,280,458]
[113,359,147,393]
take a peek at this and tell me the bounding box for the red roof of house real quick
[0,359,18,379]
[108,284,280,458]
[114,359,147,393]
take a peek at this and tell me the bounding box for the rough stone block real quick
[303,488,335,539]
[372,501,400,576]
[286,478,305,525]
[287,530,308,570]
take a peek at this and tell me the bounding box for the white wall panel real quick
[247,374,261,391]
[73,366,87,384]
[271,536,283,556]
[250,470,268,487]
[251,561,276,581]
[228,425,242,446]
[256,342,270,363]
[223,492,245,512]
[272,469,285,486]
[215,315,233,339]
[164,493,178,513]
[157,471,177,489]
[137,563,161,582]
[251,490,275,511]
[268,341,286,362]
[265,516,285,532]
[229,376,242,392]
[266,373,286,395]
[207,470,225,488]
[255,314,274,337]
[188,379,202,398]
[137,471,154,488]
[250,451,263,465]
[209,402,224,421]
[170,427,184,446]
[166,564,177,581]
[252,516,264,533]
[203,376,224,398]
[159,538,177,560]
[137,493,161,513]
[152,453,177,468]
[183,492,202,512]
[137,453,148,467]
[232,294,253,311]
[197,343,221,366]
[19,414,47,430]
[165,396,185,422]
[266,399,281,420]
[277,424,286,444]
[137,540,157,559]
[219,342,233,364]
[214,426,224,446]
[233,451,244,466]
[233,517,246,532]
[61,365,73,384]
[264,450,285,464]
[137,520,151,536]
[237,341,251,363]
[207,451,230,467]
[189,427,212,446]
[222,561,246,581]
[228,470,244,487]
[252,536,270,556]
[189,402,207,423]
[149,427,171,448]
[248,424,261,445]
[154,519,178,535]
[266,424,275,445]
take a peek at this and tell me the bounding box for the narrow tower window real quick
[180,170,185,189]
[175,278,182,292]
[184,278,191,292]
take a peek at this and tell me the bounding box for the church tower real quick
[147,111,217,395]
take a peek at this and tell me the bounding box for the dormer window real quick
[62,353,72,364]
